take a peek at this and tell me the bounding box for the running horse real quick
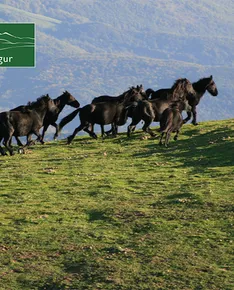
[0,95,54,156]
[147,75,218,125]
[127,78,196,137]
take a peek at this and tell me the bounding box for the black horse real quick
[42,90,80,141]
[159,100,191,147]
[127,78,196,137]
[147,75,218,125]
[92,85,148,136]
[58,91,143,143]
[92,85,148,104]
[0,95,54,156]
[10,90,80,146]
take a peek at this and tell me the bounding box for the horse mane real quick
[171,78,193,100]
[29,94,51,108]
[116,86,137,102]
[192,76,212,92]
[53,91,67,105]
[36,94,50,102]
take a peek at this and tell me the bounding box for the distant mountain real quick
[0,1,234,134]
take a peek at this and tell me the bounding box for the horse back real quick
[80,102,119,125]
[151,88,170,100]
[11,105,32,113]
[92,95,121,104]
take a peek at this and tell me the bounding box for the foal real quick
[159,100,191,147]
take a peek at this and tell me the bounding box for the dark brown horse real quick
[91,85,148,136]
[9,90,79,146]
[42,90,80,141]
[127,78,196,137]
[0,95,54,156]
[159,100,191,146]
[147,75,218,125]
[58,90,143,143]
[92,85,148,104]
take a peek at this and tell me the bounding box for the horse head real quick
[136,84,148,99]
[125,86,145,103]
[62,90,80,108]
[206,75,218,96]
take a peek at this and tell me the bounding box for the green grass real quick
[0,120,233,290]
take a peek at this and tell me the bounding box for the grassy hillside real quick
[0,120,233,289]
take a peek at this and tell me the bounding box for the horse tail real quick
[158,109,173,133]
[145,88,154,99]
[143,101,155,120]
[58,108,80,132]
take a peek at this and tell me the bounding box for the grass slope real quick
[0,119,233,289]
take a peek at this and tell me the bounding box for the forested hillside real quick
[0,1,234,132]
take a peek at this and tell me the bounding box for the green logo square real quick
[0,23,35,67]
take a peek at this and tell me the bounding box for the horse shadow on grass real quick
[132,125,234,175]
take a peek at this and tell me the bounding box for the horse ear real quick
[210,75,213,80]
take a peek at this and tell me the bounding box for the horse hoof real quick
[193,122,199,126]
[67,136,73,144]
[18,148,25,154]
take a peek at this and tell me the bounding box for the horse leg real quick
[14,136,24,147]
[0,137,7,156]
[67,123,87,144]
[159,132,164,146]
[26,133,35,146]
[127,124,135,137]
[165,131,171,147]
[49,122,59,140]
[3,134,14,156]
[41,124,49,142]
[174,129,180,141]
[105,125,113,136]
[183,111,192,124]
[100,125,106,138]
[31,130,44,145]
[127,116,141,137]
[142,116,156,137]
[83,124,98,139]
[191,107,198,125]
[112,124,118,137]
[114,125,118,136]
[104,123,117,136]
[89,123,94,133]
